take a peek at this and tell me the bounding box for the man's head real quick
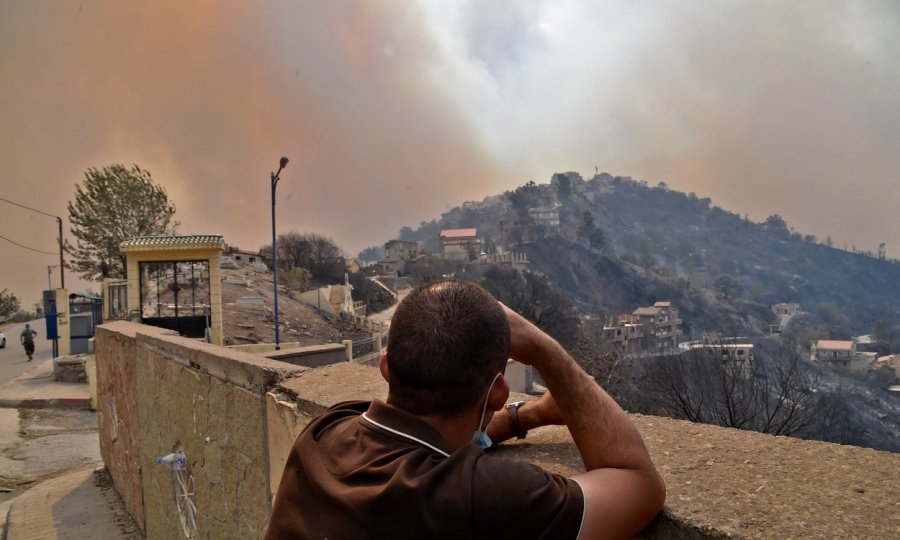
[384,280,510,418]
[24,324,29,329]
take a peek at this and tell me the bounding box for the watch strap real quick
[507,401,527,439]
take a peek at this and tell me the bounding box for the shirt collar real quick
[361,400,455,457]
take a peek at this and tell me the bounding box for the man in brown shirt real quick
[266,280,665,539]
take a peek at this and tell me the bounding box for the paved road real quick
[0,319,52,386]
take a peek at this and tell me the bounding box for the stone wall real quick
[95,322,305,539]
[96,323,900,539]
[95,322,168,534]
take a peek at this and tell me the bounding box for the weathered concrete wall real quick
[98,324,900,539]
[96,322,305,539]
[95,322,175,534]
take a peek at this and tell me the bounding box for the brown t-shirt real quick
[266,400,584,540]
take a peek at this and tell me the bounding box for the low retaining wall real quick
[95,322,900,539]
[95,322,305,539]
[262,343,346,368]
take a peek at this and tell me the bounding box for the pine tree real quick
[66,164,178,279]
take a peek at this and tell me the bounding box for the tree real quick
[639,341,824,437]
[712,274,744,301]
[763,214,789,236]
[816,302,849,338]
[264,232,345,283]
[479,266,579,347]
[279,267,311,295]
[572,323,632,404]
[555,173,572,199]
[357,245,384,264]
[407,254,453,285]
[0,289,21,318]
[577,210,606,250]
[66,164,178,279]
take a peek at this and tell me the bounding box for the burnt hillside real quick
[395,172,900,339]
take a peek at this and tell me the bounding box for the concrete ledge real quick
[263,343,347,368]
[96,320,177,340]
[493,417,899,539]
[274,362,900,539]
[228,342,303,354]
[276,362,387,415]
[135,331,307,394]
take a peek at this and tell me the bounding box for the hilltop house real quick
[375,240,418,276]
[688,335,755,378]
[600,314,644,354]
[439,229,480,262]
[222,247,267,270]
[812,340,877,373]
[598,302,681,353]
[633,301,682,350]
[527,206,561,234]
[479,251,529,271]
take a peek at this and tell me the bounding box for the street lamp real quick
[271,157,289,350]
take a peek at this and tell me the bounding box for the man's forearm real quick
[531,336,655,473]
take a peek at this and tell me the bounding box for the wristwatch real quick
[507,400,528,439]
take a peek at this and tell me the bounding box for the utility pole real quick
[0,197,65,288]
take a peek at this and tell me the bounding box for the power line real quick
[0,196,60,219]
[0,196,66,287]
[0,233,57,255]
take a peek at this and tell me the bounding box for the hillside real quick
[219,265,368,347]
[396,172,900,341]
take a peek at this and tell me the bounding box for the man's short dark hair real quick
[386,280,510,417]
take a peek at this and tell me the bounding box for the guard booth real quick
[42,289,103,356]
[120,235,224,345]
[69,292,103,354]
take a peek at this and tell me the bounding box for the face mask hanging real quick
[472,372,502,450]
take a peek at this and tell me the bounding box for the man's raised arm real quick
[501,305,665,540]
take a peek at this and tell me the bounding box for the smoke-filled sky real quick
[2,1,898,306]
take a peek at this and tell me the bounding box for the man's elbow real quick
[649,469,667,513]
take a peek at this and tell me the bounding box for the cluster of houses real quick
[372,229,529,277]
[592,301,683,354]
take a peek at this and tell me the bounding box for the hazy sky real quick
[2,1,898,306]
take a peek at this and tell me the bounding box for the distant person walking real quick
[20,324,37,361]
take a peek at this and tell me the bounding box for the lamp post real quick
[271,157,289,351]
